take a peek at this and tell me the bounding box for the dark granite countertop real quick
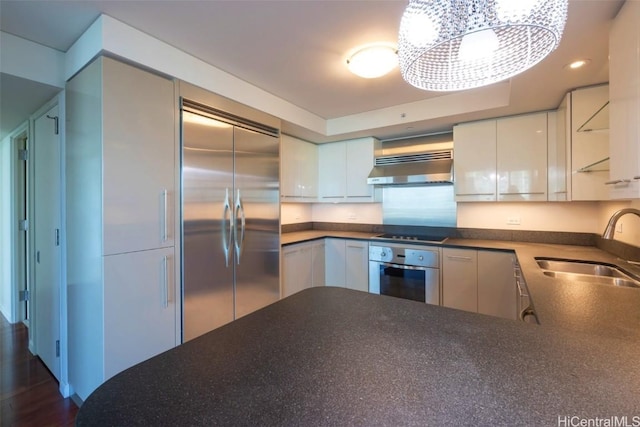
[76,288,639,426]
[282,230,640,342]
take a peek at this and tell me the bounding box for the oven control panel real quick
[369,244,439,268]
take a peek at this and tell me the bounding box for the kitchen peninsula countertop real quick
[76,288,639,426]
[282,230,640,341]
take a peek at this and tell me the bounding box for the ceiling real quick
[0,0,625,142]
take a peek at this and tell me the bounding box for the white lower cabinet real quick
[325,238,369,291]
[442,248,478,312]
[282,240,325,298]
[311,240,326,287]
[103,247,177,379]
[345,241,369,292]
[477,251,517,320]
[442,248,518,320]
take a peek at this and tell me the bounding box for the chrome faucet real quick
[602,208,640,239]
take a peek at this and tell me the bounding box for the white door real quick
[33,105,61,380]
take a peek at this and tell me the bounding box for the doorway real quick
[0,124,28,325]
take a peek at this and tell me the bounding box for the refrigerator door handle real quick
[234,189,246,264]
[222,188,232,267]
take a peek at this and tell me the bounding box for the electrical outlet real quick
[616,222,623,233]
[507,216,521,225]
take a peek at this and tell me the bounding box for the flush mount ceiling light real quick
[346,44,398,78]
[565,59,591,70]
[398,0,569,91]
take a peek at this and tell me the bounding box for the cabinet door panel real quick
[346,138,374,199]
[319,143,347,200]
[325,238,346,286]
[299,141,319,198]
[442,248,477,312]
[104,247,176,380]
[282,244,312,297]
[345,241,369,292]
[103,58,175,255]
[311,240,326,287]
[497,113,547,201]
[453,121,497,201]
[280,135,298,197]
[281,135,318,200]
[609,1,640,199]
[478,251,517,320]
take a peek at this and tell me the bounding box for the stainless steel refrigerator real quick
[181,99,280,342]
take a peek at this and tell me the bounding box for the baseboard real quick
[59,381,73,398]
[71,393,84,408]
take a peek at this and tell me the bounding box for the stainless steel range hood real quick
[367,132,454,185]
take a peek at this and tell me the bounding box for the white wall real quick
[457,202,600,232]
[598,200,640,246]
[281,203,313,224]
[312,203,382,225]
[0,31,65,87]
[282,200,640,249]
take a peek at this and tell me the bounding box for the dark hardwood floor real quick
[1,313,78,427]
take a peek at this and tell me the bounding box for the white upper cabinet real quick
[346,138,375,199]
[454,112,548,202]
[318,142,347,200]
[318,137,376,203]
[453,120,497,201]
[102,58,176,255]
[547,94,570,201]
[281,134,318,201]
[609,1,640,199]
[497,112,548,201]
[570,85,610,201]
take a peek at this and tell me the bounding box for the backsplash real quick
[281,200,640,248]
[281,221,597,246]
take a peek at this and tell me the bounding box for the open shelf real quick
[576,157,610,173]
[577,101,609,133]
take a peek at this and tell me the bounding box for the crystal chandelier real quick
[398,0,569,91]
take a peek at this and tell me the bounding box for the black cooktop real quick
[374,233,448,243]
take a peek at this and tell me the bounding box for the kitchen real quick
[1,0,639,425]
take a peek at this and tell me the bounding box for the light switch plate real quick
[507,216,521,225]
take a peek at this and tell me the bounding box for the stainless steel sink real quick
[535,258,640,288]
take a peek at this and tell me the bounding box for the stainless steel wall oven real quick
[369,242,440,305]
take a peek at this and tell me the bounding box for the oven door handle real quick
[379,262,430,271]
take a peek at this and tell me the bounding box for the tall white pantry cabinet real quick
[66,56,179,401]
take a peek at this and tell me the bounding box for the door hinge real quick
[19,290,30,301]
[19,219,29,231]
[56,340,60,357]
[55,229,60,246]
[18,149,29,161]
